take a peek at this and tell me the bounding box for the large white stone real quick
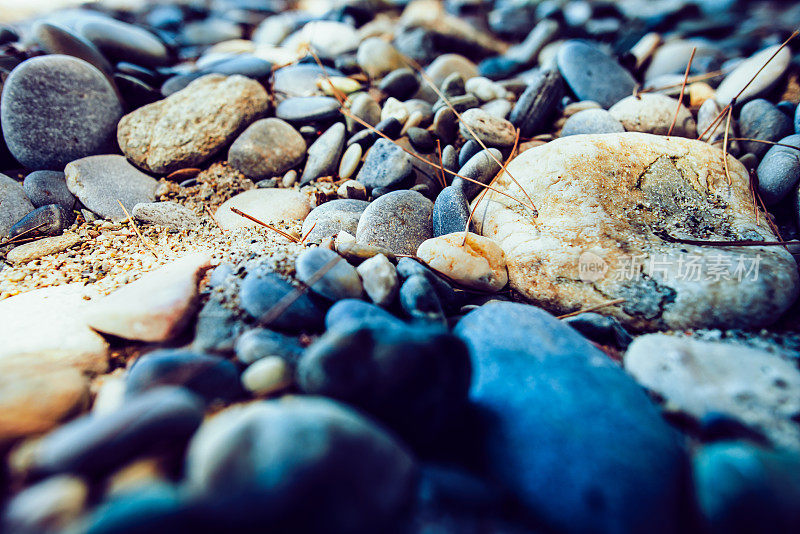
[214,189,311,231]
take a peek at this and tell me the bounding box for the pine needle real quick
[667,46,695,137]
[117,200,159,259]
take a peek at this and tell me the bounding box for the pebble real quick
[239,270,326,331]
[556,40,637,109]
[715,45,792,106]
[184,397,417,532]
[295,247,364,301]
[7,233,80,264]
[455,302,686,533]
[356,254,399,306]
[562,312,633,348]
[337,179,367,200]
[78,18,170,67]
[453,148,502,200]
[241,356,293,396]
[118,74,269,174]
[8,204,71,239]
[126,349,242,404]
[228,118,306,179]
[432,107,457,144]
[300,122,346,185]
[417,232,508,291]
[433,185,470,236]
[560,108,625,136]
[356,138,414,191]
[407,127,434,152]
[32,21,112,75]
[379,68,420,100]
[381,97,410,125]
[282,20,359,57]
[338,143,362,181]
[200,54,272,79]
[2,475,88,533]
[214,189,310,232]
[609,94,697,137]
[132,201,200,230]
[273,64,344,99]
[508,69,564,137]
[458,108,516,147]
[356,190,433,255]
[191,294,245,354]
[299,322,470,444]
[64,155,158,222]
[22,170,75,211]
[397,257,460,313]
[0,173,34,237]
[756,134,800,205]
[481,98,512,119]
[357,38,404,79]
[0,55,123,170]
[300,198,369,242]
[325,298,404,330]
[234,327,304,365]
[30,387,203,477]
[426,54,478,90]
[275,96,341,124]
[465,76,508,102]
[696,98,738,152]
[347,92,382,132]
[282,170,297,188]
[399,274,445,323]
[738,99,793,158]
[85,253,212,342]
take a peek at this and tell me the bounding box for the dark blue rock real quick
[85,483,194,534]
[458,140,482,169]
[201,54,272,79]
[441,144,458,174]
[161,73,203,97]
[561,108,625,136]
[738,99,793,158]
[399,274,445,323]
[298,322,471,444]
[114,73,161,109]
[191,293,245,354]
[396,257,459,312]
[454,302,688,534]
[756,134,800,205]
[453,148,503,200]
[557,40,637,109]
[275,96,341,124]
[239,270,326,331]
[693,441,800,534]
[356,138,414,191]
[325,298,404,330]
[347,117,402,149]
[1,55,123,170]
[563,311,633,348]
[295,247,364,301]
[478,56,524,81]
[235,327,305,365]
[0,24,18,45]
[8,204,71,239]
[31,387,204,477]
[378,68,420,100]
[184,397,418,533]
[407,127,435,153]
[509,69,564,137]
[126,349,242,404]
[433,185,470,237]
[432,108,457,145]
[116,62,161,87]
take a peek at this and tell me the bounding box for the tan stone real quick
[416,232,508,291]
[609,94,697,138]
[86,253,212,342]
[7,233,80,263]
[117,74,269,174]
[214,189,311,231]
[472,132,799,330]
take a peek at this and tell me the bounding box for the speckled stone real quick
[356,190,433,255]
[228,118,306,179]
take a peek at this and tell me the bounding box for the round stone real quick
[241,356,293,396]
[756,134,800,205]
[609,94,697,137]
[356,190,433,255]
[561,108,625,136]
[355,138,414,191]
[738,99,793,158]
[715,45,792,106]
[1,55,123,170]
[228,118,306,179]
[459,108,517,146]
[301,198,369,242]
[357,38,404,80]
[338,143,362,180]
[275,96,341,124]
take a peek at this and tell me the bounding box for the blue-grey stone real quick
[561,108,625,136]
[795,102,800,134]
[325,299,404,330]
[234,327,305,365]
[300,198,369,242]
[756,134,800,205]
[399,274,445,323]
[557,40,637,109]
[396,257,459,312]
[355,190,433,255]
[300,122,346,185]
[0,173,34,238]
[452,148,502,200]
[739,99,793,158]
[31,387,204,477]
[454,301,688,534]
[33,21,113,75]
[693,441,800,534]
[239,270,327,331]
[356,138,414,191]
[84,483,193,534]
[184,397,418,533]
[458,140,482,168]
[563,311,633,348]
[126,349,242,404]
[161,73,203,96]
[509,69,564,137]
[433,185,470,237]
[379,68,420,100]
[295,247,364,301]
[298,322,471,445]
[191,294,245,354]
[201,54,272,79]
[275,96,341,124]
[78,18,170,67]
[8,204,71,239]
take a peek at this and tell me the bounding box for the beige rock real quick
[241,356,293,396]
[471,132,799,330]
[86,253,212,342]
[417,232,508,291]
[214,188,311,231]
[7,233,80,263]
[0,284,109,373]
[715,45,792,106]
[459,108,516,147]
[0,361,89,444]
[117,74,269,174]
[609,94,696,137]
[3,475,88,533]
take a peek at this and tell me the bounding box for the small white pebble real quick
[241,356,293,396]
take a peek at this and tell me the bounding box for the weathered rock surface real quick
[214,189,311,231]
[472,132,799,330]
[416,232,508,291]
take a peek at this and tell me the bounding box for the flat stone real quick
[356,190,433,255]
[739,99,794,158]
[275,96,340,124]
[417,232,508,291]
[78,18,169,67]
[86,253,212,342]
[0,173,34,237]
[228,118,306,179]
[471,132,799,330]
[300,122,345,185]
[338,144,362,181]
[561,108,625,136]
[459,108,516,147]
[0,284,108,373]
[301,198,369,243]
[557,40,637,109]
[625,334,800,450]
[7,233,80,263]
[33,21,112,75]
[214,189,311,231]
[756,134,800,205]
[132,201,200,230]
[356,254,399,306]
[356,138,414,191]
[23,170,75,211]
[609,94,696,137]
[118,74,269,174]
[65,155,158,222]
[1,55,122,170]
[715,45,792,106]
[295,247,364,301]
[455,302,686,534]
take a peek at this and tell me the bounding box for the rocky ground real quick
[1,0,800,533]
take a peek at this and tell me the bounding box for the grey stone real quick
[301,199,369,242]
[239,270,326,331]
[356,190,433,255]
[9,204,70,239]
[458,108,516,147]
[557,40,636,109]
[561,108,625,136]
[739,99,793,158]
[399,274,445,323]
[300,122,345,185]
[452,148,502,200]
[756,134,800,205]
[78,18,169,68]
[234,327,304,365]
[295,247,364,301]
[132,201,200,230]
[32,21,112,75]
[0,173,34,238]
[356,138,414,191]
[433,185,470,236]
[509,68,564,137]
[228,118,306,179]
[275,96,340,124]
[23,171,76,211]
[347,92,381,133]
